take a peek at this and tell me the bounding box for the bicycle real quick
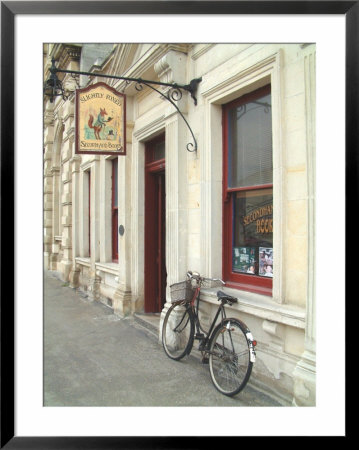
[162,271,257,396]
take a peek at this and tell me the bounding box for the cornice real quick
[112,43,190,92]
[44,44,82,79]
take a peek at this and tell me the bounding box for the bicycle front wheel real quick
[162,303,194,360]
[209,319,253,396]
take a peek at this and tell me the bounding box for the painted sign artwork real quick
[76,82,126,155]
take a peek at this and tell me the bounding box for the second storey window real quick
[223,85,273,295]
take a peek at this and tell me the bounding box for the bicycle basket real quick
[170,280,193,303]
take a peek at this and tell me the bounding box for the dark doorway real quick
[144,135,166,313]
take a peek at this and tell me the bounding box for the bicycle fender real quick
[222,318,256,363]
[245,331,256,363]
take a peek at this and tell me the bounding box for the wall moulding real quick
[133,115,166,143]
[80,156,100,172]
[111,44,189,94]
[190,43,216,61]
[201,289,305,330]
[200,51,280,104]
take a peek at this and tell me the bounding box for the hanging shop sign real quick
[75,82,126,155]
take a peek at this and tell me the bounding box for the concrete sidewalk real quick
[44,271,283,407]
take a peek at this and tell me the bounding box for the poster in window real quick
[233,247,256,274]
[259,247,273,277]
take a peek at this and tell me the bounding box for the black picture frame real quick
[1,1,354,447]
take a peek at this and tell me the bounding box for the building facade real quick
[43,42,316,406]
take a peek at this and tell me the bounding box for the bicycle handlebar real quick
[186,271,225,286]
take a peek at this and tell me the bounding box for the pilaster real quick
[292,48,316,406]
[90,157,101,265]
[113,288,132,317]
[154,50,188,112]
[99,158,112,263]
[114,136,133,313]
[69,156,82,288]
[165,115,189,289]
[43,103,55,269]
[59,101,75,281]
[87,270,101,302]
[49,166,60,269]
[130,137,145,310]
[153,49,191,335]
[69,264,81,290]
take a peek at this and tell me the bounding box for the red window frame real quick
[222,85,273,296]
[112,158,118,262]
[145,133,165,167]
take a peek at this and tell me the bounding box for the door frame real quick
[144,135,166,313]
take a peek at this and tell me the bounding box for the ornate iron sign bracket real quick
[44,58,202,152]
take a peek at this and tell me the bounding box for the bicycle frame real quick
[189,283,227,352]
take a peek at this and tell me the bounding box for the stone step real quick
[133,312,161,338]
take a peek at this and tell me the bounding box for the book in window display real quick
[259,247,273,277]
[233,247,256,274]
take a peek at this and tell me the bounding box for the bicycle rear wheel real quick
[209,319,252,396]
[162,303,194,360]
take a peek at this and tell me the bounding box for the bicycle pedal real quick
[201,357,209,364]
[194,333,205,340]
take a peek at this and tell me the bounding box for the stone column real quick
[154,50,190,334]
[99,158,112,263]
[113,123,134,317]
[164,116,189,288]
[87,157,101,301]
[69,155,81,288]
[58,99,75,281]
[43,103,55,270]
[292,49,316,406]
[49,166,60,270]
[47,44,81,281]
[156,114,190,339]
[129,132,145,313]
[200,102,222,278]
[43,154,53,270]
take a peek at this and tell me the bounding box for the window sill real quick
[201,286,305,330]
[225,280,272,296]
[75,257,91,267]
[95,261,119,276]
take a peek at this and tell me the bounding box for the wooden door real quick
[144,136,166,313]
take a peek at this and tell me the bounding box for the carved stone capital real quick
[44,110,55,126]
[70,155,82,173]
[154,50,188,100]
[59,44,81,68]
[63,74,80,96]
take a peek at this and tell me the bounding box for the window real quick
[223,85,273,295]
[145,135,165,165]
[112,158,118,262]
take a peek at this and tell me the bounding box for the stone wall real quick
[44,42,316,405]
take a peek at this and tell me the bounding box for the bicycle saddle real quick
[217,290,238,303]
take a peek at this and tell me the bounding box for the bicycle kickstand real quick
[200,350,209,364]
